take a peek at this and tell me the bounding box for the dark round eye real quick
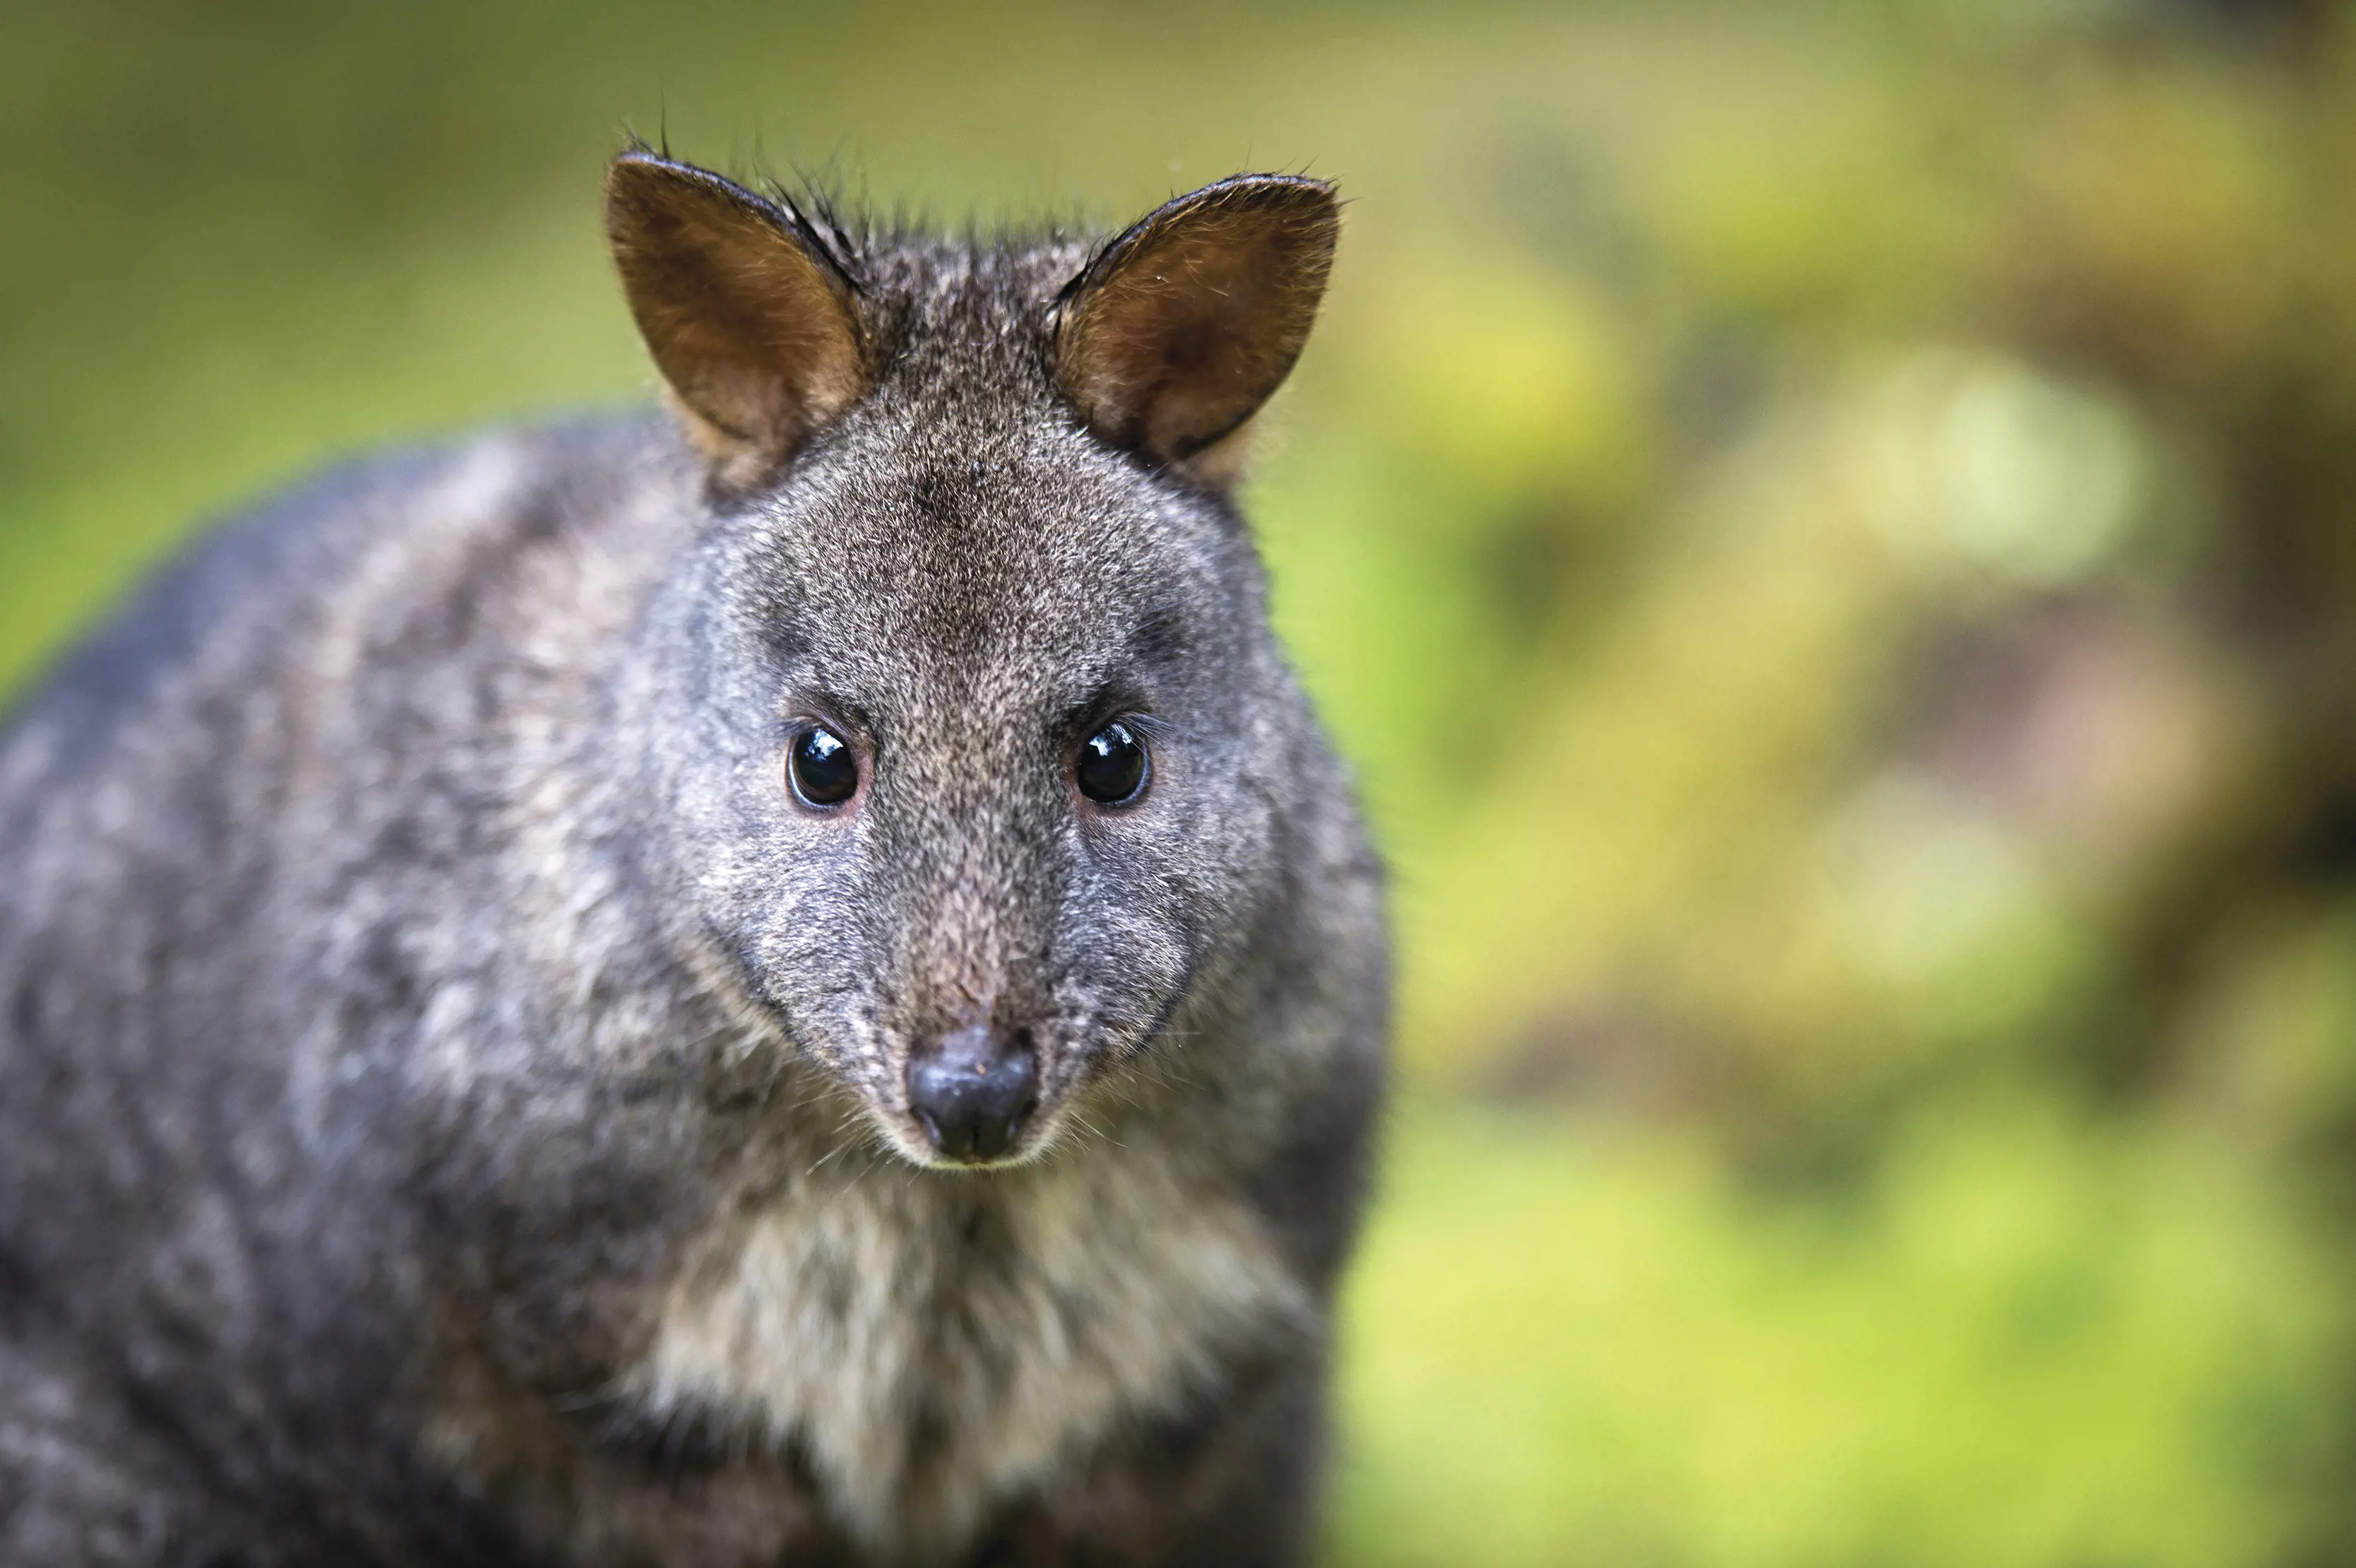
[1076,720,1149,806]
[788,724,859,808]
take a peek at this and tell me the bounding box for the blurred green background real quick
[11,1,2356,1562]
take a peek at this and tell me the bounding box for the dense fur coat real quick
[0,158,1386,1568]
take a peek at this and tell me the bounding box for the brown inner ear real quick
[1056,177,1338,467]
[606,153,866,483]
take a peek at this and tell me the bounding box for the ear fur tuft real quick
[1054,175,1340,476]
[606,151,868,490]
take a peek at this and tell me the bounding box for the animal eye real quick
[788,724,859,808]
[1075,720,1149,806]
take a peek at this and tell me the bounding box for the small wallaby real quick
[0,151,1386,1567]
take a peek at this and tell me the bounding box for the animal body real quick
[0,153,1386,1567]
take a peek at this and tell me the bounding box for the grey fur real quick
[0,177,1386,1567]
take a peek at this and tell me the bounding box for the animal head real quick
[606,151,1339,1169]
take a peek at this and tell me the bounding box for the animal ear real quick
[1054,174,1339,475]
[606,151,868,488]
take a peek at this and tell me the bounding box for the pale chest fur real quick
[623,1147,1314,1561]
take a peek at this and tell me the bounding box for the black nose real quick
[907,1025,1038,1164]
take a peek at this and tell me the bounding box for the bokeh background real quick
[10,1,2356,1562]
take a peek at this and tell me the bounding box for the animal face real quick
[605,155,1338,1167]
[688,399,1279,1166]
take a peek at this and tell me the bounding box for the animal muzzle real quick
[906,1024,1039,1164]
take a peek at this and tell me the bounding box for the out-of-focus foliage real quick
[9,1,2356,1562]
[1334,1100,2339,1568]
